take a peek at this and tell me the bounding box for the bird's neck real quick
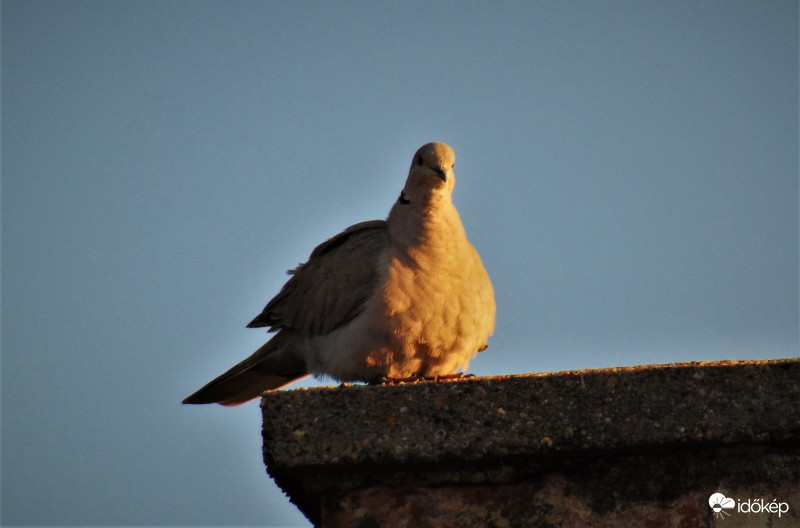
[387,191,467,252]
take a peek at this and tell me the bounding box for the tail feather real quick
[183,332,308,406]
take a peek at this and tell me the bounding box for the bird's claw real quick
[374,373,474,385]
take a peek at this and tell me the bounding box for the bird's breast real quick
[372,237,493,376]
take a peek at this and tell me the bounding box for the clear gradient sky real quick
[2,1,797,526]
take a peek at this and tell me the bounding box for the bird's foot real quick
[374,373,475,385]
[374,374,425,385]
[430,373,475,381]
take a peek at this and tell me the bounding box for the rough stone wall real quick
[261,359,800,527]
[321,446,799,527]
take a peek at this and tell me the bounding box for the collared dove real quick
[183,142,495,405]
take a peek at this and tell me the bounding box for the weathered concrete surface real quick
[261,358,800,527]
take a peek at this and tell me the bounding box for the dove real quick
[183,142,495,405]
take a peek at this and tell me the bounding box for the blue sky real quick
[2,1,797,526]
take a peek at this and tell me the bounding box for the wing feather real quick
[247,220,388,335]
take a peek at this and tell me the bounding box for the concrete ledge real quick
[261,359,800,527]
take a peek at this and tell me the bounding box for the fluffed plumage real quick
[183,142,495,405]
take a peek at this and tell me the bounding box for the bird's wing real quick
[247,219,389,335]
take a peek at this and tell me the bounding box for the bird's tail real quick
[182,331,308,406]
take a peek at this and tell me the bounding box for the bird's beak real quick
[434,169,447,182]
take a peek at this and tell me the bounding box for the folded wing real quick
[248,220,389,335]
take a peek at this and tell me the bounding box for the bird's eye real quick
[417,156,423,166]
[451,162,455,168]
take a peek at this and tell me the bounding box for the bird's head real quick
[401,142,456,202]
